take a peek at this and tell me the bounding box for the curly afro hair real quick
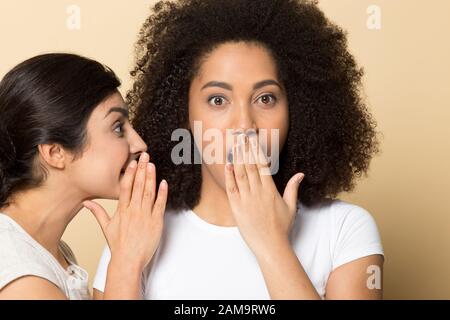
[127,0,380,210]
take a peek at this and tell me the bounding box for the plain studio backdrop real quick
[1,0,449,299]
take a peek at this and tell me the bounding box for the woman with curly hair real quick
[94,0,384,299]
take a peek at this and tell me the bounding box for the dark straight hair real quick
[0,53,121,209]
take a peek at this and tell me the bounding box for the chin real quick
[204,164,227,191]
[97,184,121,200]
[112,185,121,200]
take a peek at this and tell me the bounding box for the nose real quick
[129,128,148,157]
[233,102,257,134]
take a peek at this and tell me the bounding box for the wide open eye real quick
[256,94,277,105]
[113,121,124,136]
[208,96,228,107]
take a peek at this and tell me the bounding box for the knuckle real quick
[227,185,238,194]
[154,201,164,212]
[138,161,146,169]
[121,183,131,192]
[152,216,163,229]
[144,189,153,199]
[134,179,143,189]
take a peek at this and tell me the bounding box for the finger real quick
[83,200,111,234]
[233,138,249,194]
[224,162,240,203]
[282,173,305,214]
[130,152,149,209]
[118,160,137,211]
[249,134,272,184]
[142,162,156,214]
[152,179,168,218]
[244,135,261,191]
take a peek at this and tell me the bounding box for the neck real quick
[192,165,237,227]
[1,181,85,258]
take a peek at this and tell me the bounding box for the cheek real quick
[73,141,130,198]
[203,162,228,191]
[260,106,289,151]
[190,111,230,161]
[93,140,129,172]
[75,157,117,196]
[272,124,288,152]
[193,122,231,190]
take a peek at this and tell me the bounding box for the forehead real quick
[95,92,126,113]
[85,92,128,130]
[96,92,125,112]
[195,42,279,83]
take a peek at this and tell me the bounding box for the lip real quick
[119,162,130,176]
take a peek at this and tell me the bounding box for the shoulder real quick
[0,216,41,266]
[0,275,67,299]
[0,215,60,290]
[297,198,378,228]
[294,199,383,268]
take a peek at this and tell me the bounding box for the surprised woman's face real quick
[188,41,289,191]
[68,92,147,199]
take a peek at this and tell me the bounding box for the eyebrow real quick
[201,81,233,91]
[200,79,282,91]
[253,79,282,91]
[104,106,129,119]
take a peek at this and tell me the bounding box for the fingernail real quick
[140,152,149,162]
[129,160,137,168]
[238,133,247,146]
[297,173,305,183]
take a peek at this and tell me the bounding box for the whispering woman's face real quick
[188,41,289,191]
[68,92,147,199]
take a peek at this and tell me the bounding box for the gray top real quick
[0,213,90,299]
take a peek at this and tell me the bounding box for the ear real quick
[37,144,68,170]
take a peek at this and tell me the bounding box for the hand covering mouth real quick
[120,155,142,175]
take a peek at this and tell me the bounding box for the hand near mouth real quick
[224,133,304,258]
[224,134,320,299]
[83,152,168,299]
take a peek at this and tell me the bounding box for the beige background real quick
[1,0,449,299]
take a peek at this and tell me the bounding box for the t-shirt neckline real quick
[184,209,241,235]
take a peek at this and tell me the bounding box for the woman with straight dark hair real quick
[0,53,168,299]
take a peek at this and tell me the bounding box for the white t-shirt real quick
[93,199,383,299]
[0,213,90,300]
